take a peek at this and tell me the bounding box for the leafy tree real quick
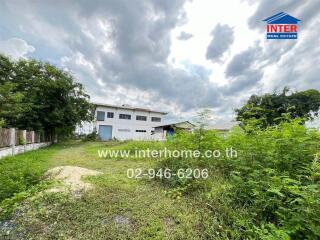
[236,88,320,128]
[0,54,93,137]
[0,55,26,126]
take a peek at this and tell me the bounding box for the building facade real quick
[94,103,167,140]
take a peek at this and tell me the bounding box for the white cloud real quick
[0,0,319,127]
[0,38,35,59]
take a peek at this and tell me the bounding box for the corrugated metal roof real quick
[93,102,168,115]
[154,121,195,128]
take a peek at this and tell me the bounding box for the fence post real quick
[31,131,35,149]
[9,128,15,156]
[22,130,27,153]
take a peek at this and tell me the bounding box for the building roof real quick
[154,121,195,129]
[93,102,168,115]
[207,122,236,131]
[263,12,301,24]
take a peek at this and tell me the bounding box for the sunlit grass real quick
[0,140,206,239]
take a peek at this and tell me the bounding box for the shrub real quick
[81,132,98,141]
[157,119,320,239]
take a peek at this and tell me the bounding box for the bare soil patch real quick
[44,166,102,195]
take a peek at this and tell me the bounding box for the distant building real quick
[153,121,195,139]
[207,122,235,132]
[94,103,167,140]
[78,103,233,141]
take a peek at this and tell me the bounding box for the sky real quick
[0,0,320,128]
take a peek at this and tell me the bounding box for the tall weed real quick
[158,119,320,239]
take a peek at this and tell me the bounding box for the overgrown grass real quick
[0,146,56,202]
[8,179,204,239]
[1,121,319,239]
[157,119,320,239]
[0,140,206,239]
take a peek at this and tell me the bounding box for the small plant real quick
[0,119,4,127]
[0,182,51,220]
[18,136,26,145]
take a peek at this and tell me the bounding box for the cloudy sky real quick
[0,0,319,127]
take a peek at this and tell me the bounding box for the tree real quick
[194,109,212,151]
[0,82,25,125]
[236,88,320,128]
[0,54,94,137]
[0,55,26,127]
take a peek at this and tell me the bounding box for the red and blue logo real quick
[263,12,301,39]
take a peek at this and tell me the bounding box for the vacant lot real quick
[0,141,206,239]
[1,121,320,239]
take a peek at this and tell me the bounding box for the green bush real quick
[18,136,26,145]
[81,132,98,141]
[157,119,320,239]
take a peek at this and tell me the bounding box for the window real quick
[136,115,147,121]
[107,112,114,118]
[136,130,146,132]
[151,117,161,122]
[119,114,131,120]
[118,129,130,132]
[97,111,105,121]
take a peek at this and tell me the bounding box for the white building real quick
[94,103,167,140]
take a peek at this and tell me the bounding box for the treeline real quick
[0,54,93,137]
[236,87,320,129]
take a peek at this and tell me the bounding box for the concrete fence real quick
[0,128,51,159]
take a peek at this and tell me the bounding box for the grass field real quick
[0,141,207,239]
[2,122,319,239]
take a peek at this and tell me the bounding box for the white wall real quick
[95,106,165,140]
[0,147,12,159]
[0,142,51,159]
[75,121,95,135]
